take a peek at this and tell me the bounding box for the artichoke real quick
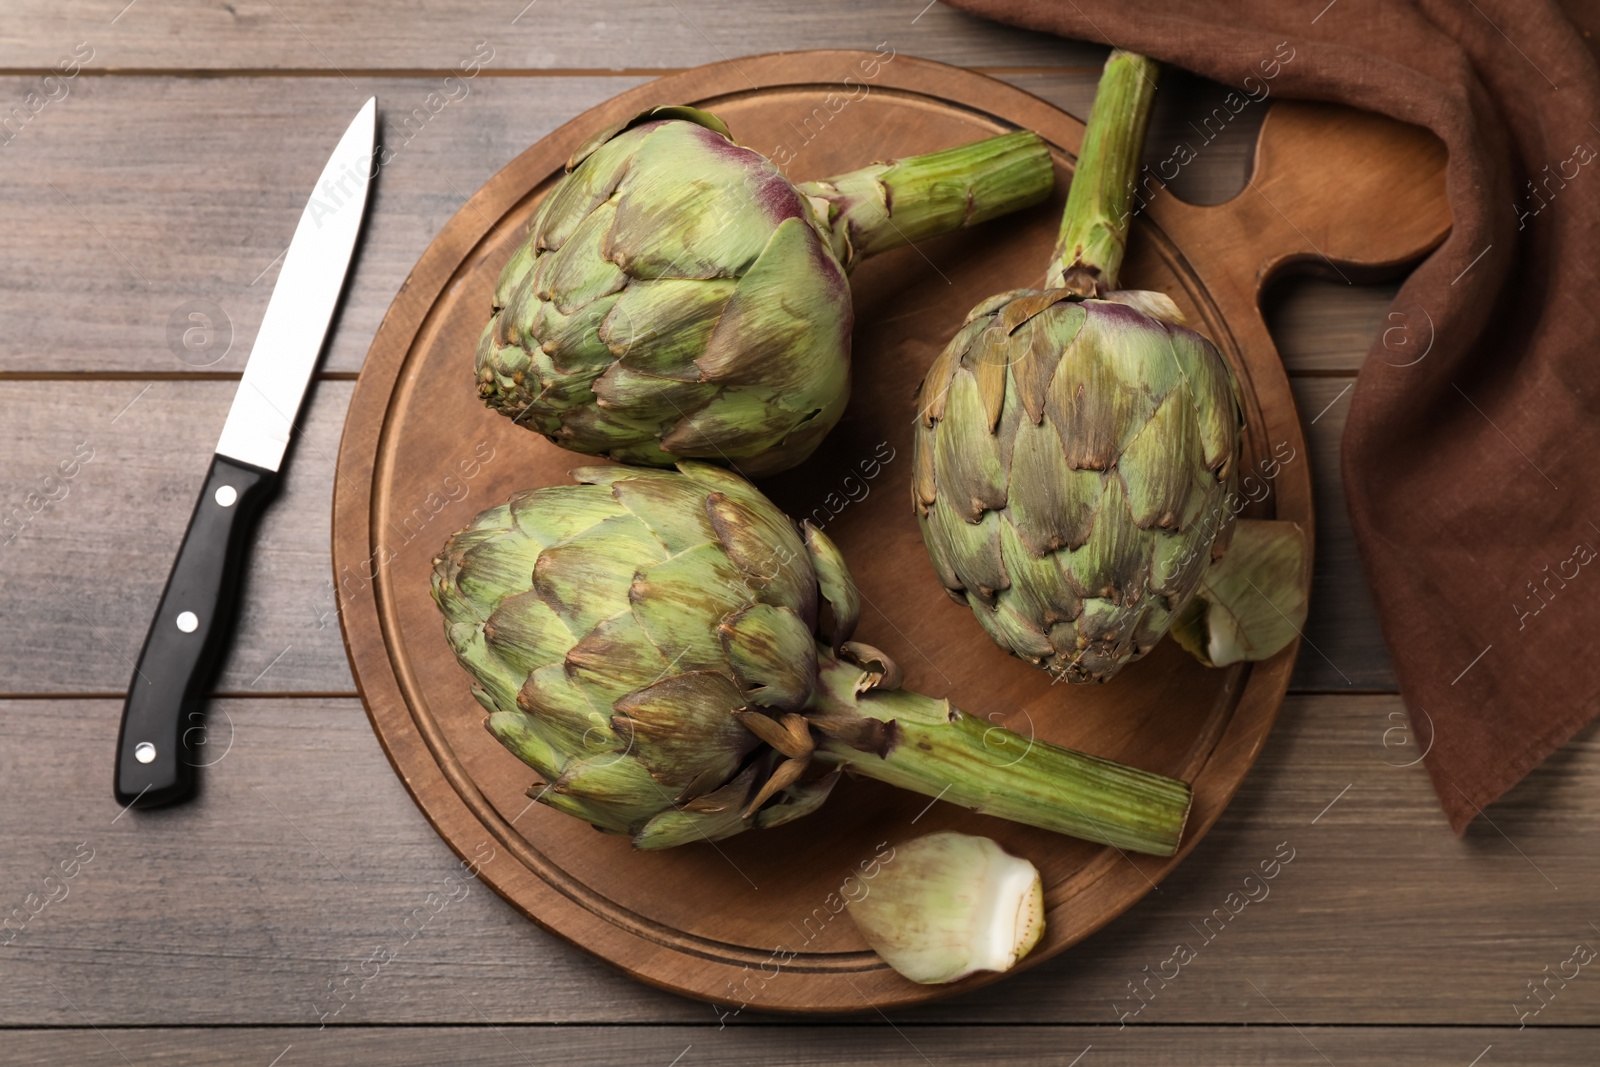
[476,105,1054,476]
[432,462,1192,855]
[846,832,1045,985]
[913,52,1244,684]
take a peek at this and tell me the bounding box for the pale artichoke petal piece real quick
[565,105,732,173]
[1046,302,1164,470]
[846,832,1044,985]
[492,237,539,311]
[718,602,818,711]
[916,508,968,601]
[1169,519,1309,667]
[556,401,660,455]
[963,288,1035,324]
[660,388,791,460]
[674,459,772,514]
[454,528,542,611]
[965,322,1012,432]
[535,786,627,832]
[535,292,622,374]
[441,623,520,713]
[741,386,848,478]
[985,601,1055,661]
[916,316,986,426]
[1166,322,1240,476]
[536,123,651,250]
[995,287,1071,333]
[912,422,939,510]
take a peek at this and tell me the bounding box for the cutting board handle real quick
[1178,100,1451,293]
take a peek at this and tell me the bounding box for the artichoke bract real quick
[432,463,1192,855]
[913,53,1244,684]
[476,105,1054,476]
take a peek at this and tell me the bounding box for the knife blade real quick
[114,98,377,809]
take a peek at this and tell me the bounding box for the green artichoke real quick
[913,52,1243,684]
[432,462,1192,855]
[476,105,1054,476]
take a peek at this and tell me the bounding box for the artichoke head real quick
[475,106,853,477]
[432,461,859,848]
[913,290,1242,683]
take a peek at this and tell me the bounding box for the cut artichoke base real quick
[847,831,1045,985]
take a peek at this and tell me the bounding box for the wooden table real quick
[3,5,1593,1064]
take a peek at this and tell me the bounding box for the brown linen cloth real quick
[947,0,1600,831]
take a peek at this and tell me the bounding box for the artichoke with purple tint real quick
[475,105,1054,475]
[913,52,1248,684]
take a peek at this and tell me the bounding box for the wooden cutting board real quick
[332,50,1448,1013]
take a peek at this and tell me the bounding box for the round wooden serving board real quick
[333,51,1449,1013]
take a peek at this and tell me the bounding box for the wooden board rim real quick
[333,49,1312,1013]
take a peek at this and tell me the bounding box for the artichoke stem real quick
[807,653,1192,856]
[1047,50,1160,293]
[798,130,1054,272]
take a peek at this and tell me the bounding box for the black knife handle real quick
[114,455,278,808]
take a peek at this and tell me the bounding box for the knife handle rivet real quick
[215,485,238,507]
[176,611,199,633]
[134,742,157,764]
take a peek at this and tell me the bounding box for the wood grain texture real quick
[0,1,1103,71]
[4,1026,1593,1066]
[2,696,1595,1027]
[0,8,1504,1045]
[0,71,1358,375]
[330,51,1355,1012]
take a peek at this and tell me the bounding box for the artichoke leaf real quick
[718,602,817,711]
[803,522,860,648]
[1169,519,1309,667]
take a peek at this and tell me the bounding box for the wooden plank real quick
[1289,376,1395,691]
[0,73,1386,376]
[0,380,354,695]
[3,1025,1590,1066]
[0,2,1105,71]
[0,377,1393,696]
[1268,276,1402,374]
[2,694,1594,1025]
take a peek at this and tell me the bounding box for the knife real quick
[114,98,377,808]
